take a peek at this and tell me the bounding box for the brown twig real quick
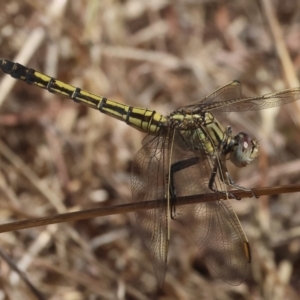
[0,184,299,234]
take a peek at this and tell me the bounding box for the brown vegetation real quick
[0,0,300,299]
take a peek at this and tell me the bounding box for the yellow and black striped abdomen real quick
[0,59,166,134]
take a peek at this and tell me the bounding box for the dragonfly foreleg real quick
[209,126,257,199]
[208,160,239,200]
[167,157,200,219]
[209,154,256,199]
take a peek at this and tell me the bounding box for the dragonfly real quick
[1,58,300,287]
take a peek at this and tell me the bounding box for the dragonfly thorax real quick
[167,112,227,156]
[168,112,206,130]
[229,132,259,168]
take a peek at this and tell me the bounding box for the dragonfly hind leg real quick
[167,157,200,219]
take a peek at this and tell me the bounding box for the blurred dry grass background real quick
[0,0,300,299]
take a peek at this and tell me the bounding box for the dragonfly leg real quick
[209,155,257,199]
[167,157,200,219]
[222,165,258,198]
[208,162,240,200]
[207,126,258,199]
[165,172,177,219]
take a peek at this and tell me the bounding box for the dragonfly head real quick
[230,132,259,167]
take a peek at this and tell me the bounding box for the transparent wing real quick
[206,87,300,112]
[183,81,300,113]
[131,131,170,287]
[171,130,250,285]
[183,81,242,109]
[176,200,250,285]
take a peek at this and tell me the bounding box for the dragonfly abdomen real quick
[0,59,166,134]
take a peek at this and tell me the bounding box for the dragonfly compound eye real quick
[230,132,259,168]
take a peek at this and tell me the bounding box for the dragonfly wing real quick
[131,132,170,287]
[171,130,250,285]
[176,200,250,285]
[207,86,300,112]
[184,81,242,109]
